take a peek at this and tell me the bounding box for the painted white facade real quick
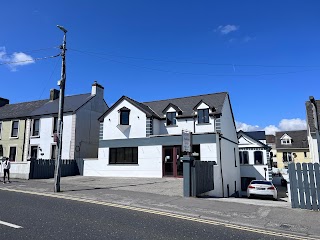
[85,93,240,198]
[0,161,30,179]
[24,82,108,161]
[308,132,320,163]
[238,131,270,188]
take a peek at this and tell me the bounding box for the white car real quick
[247,180,277,200]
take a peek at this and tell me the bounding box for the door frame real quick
[162,145,182,177]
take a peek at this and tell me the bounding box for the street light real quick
[54,25,67,193]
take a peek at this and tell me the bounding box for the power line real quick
[2,46,59,55]
[69,48,320,69]
[69,49,320,77]
[0,54,61,66]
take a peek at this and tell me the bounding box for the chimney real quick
[0,97,9,107]
[91,81,104,97]
[50,89,60,101]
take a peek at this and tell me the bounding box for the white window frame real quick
[10,120,20,138]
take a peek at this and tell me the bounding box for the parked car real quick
[247,180,278,200]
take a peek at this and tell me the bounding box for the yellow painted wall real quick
[0,119,26,161]
[276,150,312,169]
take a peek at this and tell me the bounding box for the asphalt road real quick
[0,190,291,240]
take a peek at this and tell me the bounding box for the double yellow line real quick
[0,187,317,240]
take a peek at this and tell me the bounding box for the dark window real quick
[251,180,272,185]
[109,147,138,164]
[283,152,292,162]
[304,152,307,158]
[191,145,200,160]
[234,148,237,167]
[30,146,38,159]
[9,147,16,161]
[166,112,176,126]
[254,151,263,165]
[0,145,3,157]
[120,110,130,125]
[198,109,209,123]
[53,117,58,134]
[32,119,40,136]
[239,151,249,164]
[51,145,57,160]
[11,120,19,137]
[0,122,2,138]
[272,161,278,168]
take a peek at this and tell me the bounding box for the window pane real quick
[53,117,58,134]
[254,151,263,165]
[166,112,176,126]
[9,147,16,161]
[31,146,38,159]
[124,148,133,163]
[203,109,209,123]
[51,145,57,160]
[198,110,204,123]
[132,147,138,164]
[117,148,125,163]
[0,122,2,137]
[11,121,19,137]
[109,148,116,163]
[243,151,249,164]
[33,119,40,136]
[0,145,3,157]
[239,152,243,164]
[120,111,129,125]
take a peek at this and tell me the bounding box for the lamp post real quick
[54,25,67,193]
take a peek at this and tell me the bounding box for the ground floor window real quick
[239,151,249,164]
[109,147,138,164]
[283,152,292,162]
[254,151,263,165]
[30,146,38,159]
[191,144,200,160]
[9,146,16,161]
[241,177,256,191]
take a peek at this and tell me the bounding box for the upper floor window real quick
[11,120,19,137]
[53,117,58,134]
[32,119,40,136]
[281,139,291,145]
[166,112,176,126]
[120,110,130,125]
[0,122,2,138]
[283,152,292,162]
[239,151,249,164]
[198,109,209,123]
[254,151,263,165]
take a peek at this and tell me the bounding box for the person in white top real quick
[3,158,11,183]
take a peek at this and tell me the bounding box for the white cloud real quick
[243,36,255,42]
[278,118,307,131]
[0,46,35,71]
[217,25,239,35]
[236,118,307,135]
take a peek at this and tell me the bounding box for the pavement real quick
[0,176,319,239]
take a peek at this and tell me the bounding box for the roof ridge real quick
[1,98,49,106]
[142,92,228,104]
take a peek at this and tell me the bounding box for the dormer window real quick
[281,139,291,145]
[166,112,176,126]
[197,109,209,123]
[120,108,130,125]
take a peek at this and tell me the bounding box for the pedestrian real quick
[3,157,11,183]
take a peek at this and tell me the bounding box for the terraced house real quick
[0,97,47,161]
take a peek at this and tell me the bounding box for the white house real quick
[24,82,108,160]
[237,131,271,192]
[84,92,240,197]
[306,97,320,163]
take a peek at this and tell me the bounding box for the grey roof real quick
[143,92,227,118]
[0,99,48,120]
[306,99,320,133]
[275,130,309,149]
[243,131,266,141]
[30,93,92,116]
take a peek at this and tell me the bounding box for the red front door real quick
[163,146,182,177]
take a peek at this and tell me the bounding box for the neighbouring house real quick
[275,130,311,169]
[0,97,48,161]
[237,131,272,192]
[266,134,277,168]
[84,92,240,197]
[306,97,320,163]
[24,81,108,160]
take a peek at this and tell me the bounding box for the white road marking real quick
[0,220,23,229]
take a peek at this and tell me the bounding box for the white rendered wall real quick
[84,145,163,177]
[220,95,238,143]
[241,165,269,181]
[0,161,30,179]
[309,134,319,163]
[103,99,147,140]
[29,114,73,159]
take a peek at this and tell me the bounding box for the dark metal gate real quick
[191,160,214,196]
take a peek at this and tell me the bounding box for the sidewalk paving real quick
[1,176,319,239]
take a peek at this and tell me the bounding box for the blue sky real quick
[1,1,320,134]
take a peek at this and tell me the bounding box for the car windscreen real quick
[251,180,272,185]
